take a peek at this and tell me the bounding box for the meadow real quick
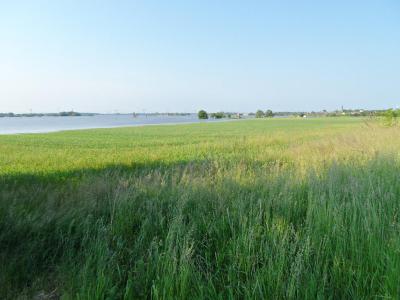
[1,117,400,299]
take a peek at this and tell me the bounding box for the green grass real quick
[1,117,400,299]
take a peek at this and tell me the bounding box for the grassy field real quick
[1,117,400,299]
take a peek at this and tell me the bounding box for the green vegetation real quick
[197,110,208,119]
[58,111,82,117]
[265,109,274,117]
[210,112,225,119]
[1,118,400,299]
[255,110,265,118]
[255,109,274,118]
[382,108,400,127]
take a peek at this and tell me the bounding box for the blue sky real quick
[1,0,399,113]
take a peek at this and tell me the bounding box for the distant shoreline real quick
[0,112,98,118]
[0,114,239,135]
[0,112,195,118]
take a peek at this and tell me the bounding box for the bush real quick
[384,109,398,127]
[265,110,274,118]
[210,112,225,119]
[255,110,265,118]
[198,110,208,119]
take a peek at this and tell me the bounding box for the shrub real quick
[210,112,225,119]
[255,110,265,118]
[198,110,208,119]
[384,109,398,127]
[265,109,274,118]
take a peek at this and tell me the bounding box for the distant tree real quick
[198,110,208,119]
[265,109,274,118]
[255,110,265,118]
[210,112,225,119]
[59,111,81,117]
[384,109,398,127]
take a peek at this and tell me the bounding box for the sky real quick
[1,0,399,113]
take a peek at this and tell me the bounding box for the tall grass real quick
[1,118,400,299]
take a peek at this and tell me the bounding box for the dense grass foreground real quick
[1,118,400,299]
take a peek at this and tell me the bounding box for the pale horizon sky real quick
[1,1,399,113]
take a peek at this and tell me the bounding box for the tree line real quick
[197,110,274,119]
[0,111,97,118]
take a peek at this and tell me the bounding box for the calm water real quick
[0,114,223,134]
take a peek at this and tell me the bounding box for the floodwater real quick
[0,114,225,134]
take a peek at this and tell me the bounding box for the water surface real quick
[0,114,222,134]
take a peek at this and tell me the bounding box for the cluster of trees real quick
[0,113,17,117]
[381,108,400,127]
[198,109,274,119]
[197,108,400,121]
[198,110,209,119]
[255,110,274,118]
[326,109,376,117]
[273,109,387,118]
[59,111,82,116]
[198,110,244,119]
[210,112,225,119]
